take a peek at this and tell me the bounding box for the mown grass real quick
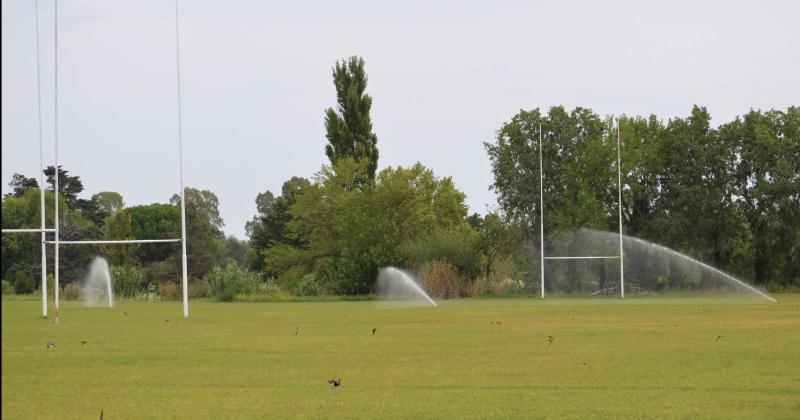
[3,294,799,419]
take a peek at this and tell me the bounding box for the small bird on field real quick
[547,336,555,346]
[294,328,299,336]
[715,335,724,341]
[99,409,103,419]
[81,340,88,348]
[328,378,341,388]
[46,341,56,349]
[372,327,377,336]
[165,319,170,322]
[123,312,128,316]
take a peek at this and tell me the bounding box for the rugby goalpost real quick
[2,0,190,319]
[537,121,625,298]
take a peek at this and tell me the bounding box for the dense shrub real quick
[157,282,181,301]
[9,265,34,295]
[201,263,260,302]
[1,280,11,295]
[411,225,481,280]
[293,273,328,297]
[419,260,461,299]
[62,282,82,300]
[112,265,145,298]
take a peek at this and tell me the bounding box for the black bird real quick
[715,335,724,341]
[328,378,341,388]
[46,341,56,349]
[547,336,555,346]
[81,340,88,348]
[372,327,377,336]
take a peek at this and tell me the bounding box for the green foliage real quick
[247,177,310,275]
[127,203,181,263]
[102,210,139,266]
[486,106,800,288]
[410,224,481,279]
[266,159,470,294]
[1,280,11,295]
[92,191,124,214]
[9,264,34,295]
[171,188,227,279]
[112,265,145,298]
[8,173,39,197]
[201,263,260,302]
[324,56,379,181]
[293,273,329,297]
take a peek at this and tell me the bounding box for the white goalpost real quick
[2,0,190,319]
[537,121,625,298]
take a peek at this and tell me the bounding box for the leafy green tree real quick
[171,188,227,279]
[267,159,469,294]
[44,166,84,208]
[102,209,139,266]
[92,191,124,214]
[126,203,181,264]
[7,173,39,198]
[224,235,250,267]
[247,177,310,274]
[722,107,800,286]
[324,56,379,181]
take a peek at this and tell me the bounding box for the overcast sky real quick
[3,0,798,238]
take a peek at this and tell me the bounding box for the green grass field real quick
[3,295,799,419]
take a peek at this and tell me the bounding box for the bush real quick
[1,280,11,295]
[157,282,181,301]
[62,282,82,300]
[112,265,145,298]
[411,225,482,280]
[9,265,35,295]
[419,260,461,299]
[201,262,260,302]
[294,273,328,297]
[257,280,280,298]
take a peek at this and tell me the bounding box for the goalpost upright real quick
[538,119,625,298]
[3,0,190,319]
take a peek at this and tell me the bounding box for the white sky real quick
[3,0,799,238]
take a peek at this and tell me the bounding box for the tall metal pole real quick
[175,0,189,318]
[35,0,47,319]
[617,119,624,298]
[539,123,545,299]
[54,0,61,320]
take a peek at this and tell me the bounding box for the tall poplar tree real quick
[324,56,379,181]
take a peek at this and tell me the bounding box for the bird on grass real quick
[372,327,377,336]
[165,319,170,322]
[294,328,299,336]
[547,336,555,346]
[99,409,103,420]
[715,335,724,341]
[328,378,341,388]
[123,312,128,316]
[46,341,56,349]
[81,340,88,348]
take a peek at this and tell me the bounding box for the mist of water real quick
[546,229,776,303]
[376,267,437,306]
[83,256,114,307]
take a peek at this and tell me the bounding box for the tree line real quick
[3,56,797,298]
[486,106,799,290]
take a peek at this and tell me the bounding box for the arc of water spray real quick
[623,235,778,303]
